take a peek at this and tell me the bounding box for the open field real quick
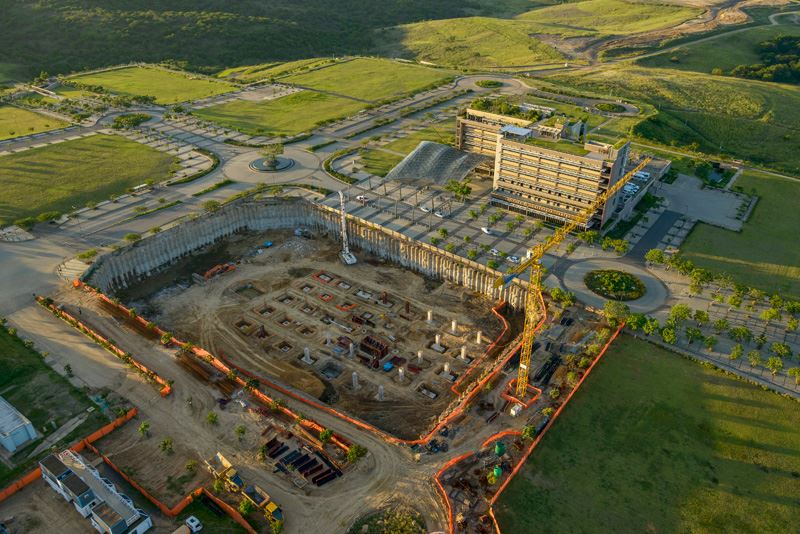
[0,327,108,488]
[496,335,800,533]
[0,105,68,140]
[281,58,456,102]
[0,134,175,225]
[377,0,701,68]
[638,23,800,74]
[518,0,702,36]
[681,170,800,298]
[216,58,338,83]
[361,119,455,176]
[68,66,236,105]
[375,17,566,69]
[548,66,800,173]
[194,90,366,137]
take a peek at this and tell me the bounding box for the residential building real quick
[40,450,153,534]
[0,395,37,453]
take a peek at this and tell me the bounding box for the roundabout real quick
[560,259,668,314]
[248,155,294,172]
[584,269,646,301]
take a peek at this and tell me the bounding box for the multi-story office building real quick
[456,108,630,228]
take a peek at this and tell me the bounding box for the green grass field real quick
[194,90,366,137]
[638,23,800,75]
[496,335,800,533]
[0,327,108,488]
[216,58,339,83]
[361,119,454,176]
[681,170,800,298]
[68,66,236,105]
[548,66,800,173]
[281,58,455,102]
[0,105,68,140]
[0,134,175,225]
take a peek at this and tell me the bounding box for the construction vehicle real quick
[204,262,236,280]
[496,157,652,399]
[205,452,244,491]
[243,484,283,524]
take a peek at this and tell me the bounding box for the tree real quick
[747,350,762,367]
[760,307,781,324]
[445,178,472,201]
[728,326,752,344]
[235,425,246,441]
[728,294,742,308]
[124,233,141,243]
[487,259,499,269]
[138,421,150,438]
[685,327,703,344]
[603,301,630,326]
[202,200,221,213]
[625,313,646,331]
[713,318,729,334]
[693,310,709,325]
[468,209,479,220]
[548,388,560,400]
[669,304,692,323]
[319,428,333,444]
[703,336,718,351]
[542,407,555,418]
[787,318,799,332]
[347,444,368,463]
[467,249,478,260]
[729,343,744,361]
[206,411,218,425]
[212,479,224,493]
[521,425,537,440]
[788,367,800,385]
[770,342,792,359]
[643,317,660,336]
[239,498,255,516]
[644,248,665,264]
[430,236,441,246]
[159,437,174,455]
[185,460,198,472]
[438,227,448,239]
[661,327,677,344]
[64,363,74,377]
[766,356,784,375]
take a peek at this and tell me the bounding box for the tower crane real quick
[338,190,357,265]
[495,157,652,399]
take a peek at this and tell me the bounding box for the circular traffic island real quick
[249,156,294,172]
[595,102,626,113]
[584,269,646,301]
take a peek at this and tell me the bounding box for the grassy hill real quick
[376,0,701,69]
[496,335,800,533]
[0,0,539,81]
[638,23,800,75]
[548,66,800,173]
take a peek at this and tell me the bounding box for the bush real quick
[585,270,646,301]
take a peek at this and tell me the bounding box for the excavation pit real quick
[235,284,263,299]
[320,362,343,380]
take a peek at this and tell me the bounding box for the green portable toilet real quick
[494,440,505,457]
[493,465,503,479]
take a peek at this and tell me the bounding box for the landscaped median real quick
[323,147,361,184]
[36,295,173,397]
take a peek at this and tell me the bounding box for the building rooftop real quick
[92,501,123,529]
[61,472,91,497]
[58,450,138,525]
[40,454,70,478]
[522,136,592,157]
[0,395,33,439]
[500,124,532,137]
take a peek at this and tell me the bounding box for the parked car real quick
[420,205,431,213]
[185,516,203,533]
[507,255,520,264]
[489,248,500,257]
[481,227,492,235]
[355,195,368,202]
[434,210,445,218]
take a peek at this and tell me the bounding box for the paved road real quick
[628,210,682,260]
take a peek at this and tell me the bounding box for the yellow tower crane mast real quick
[495,157,652,399]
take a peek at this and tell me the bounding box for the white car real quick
[355,195,368,202]
[420,205,431,213]
[434,210,445,218]
[480,227,492,235]
[185,516,203,533]
[507,255,520,264]
[489,248,500,257]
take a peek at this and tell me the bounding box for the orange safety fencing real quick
[0,407,137,503]
[36,296,172,397]
[84,439,256,532]
[450,302,511,395]
[76,281,519,449]
[436,323,625,534]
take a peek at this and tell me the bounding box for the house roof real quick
[40,454,70,478]
[61,472,91,497]
[0,395,33,438]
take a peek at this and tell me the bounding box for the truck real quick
[243,484,283,524]
[205,452,244,492]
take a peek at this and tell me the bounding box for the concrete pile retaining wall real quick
[86,198,528,308]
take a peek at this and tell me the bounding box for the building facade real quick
[457,108,630,228]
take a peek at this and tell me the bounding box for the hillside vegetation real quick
[377,0,701,69]
[0,0,538,81]
[548,66,800,173]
